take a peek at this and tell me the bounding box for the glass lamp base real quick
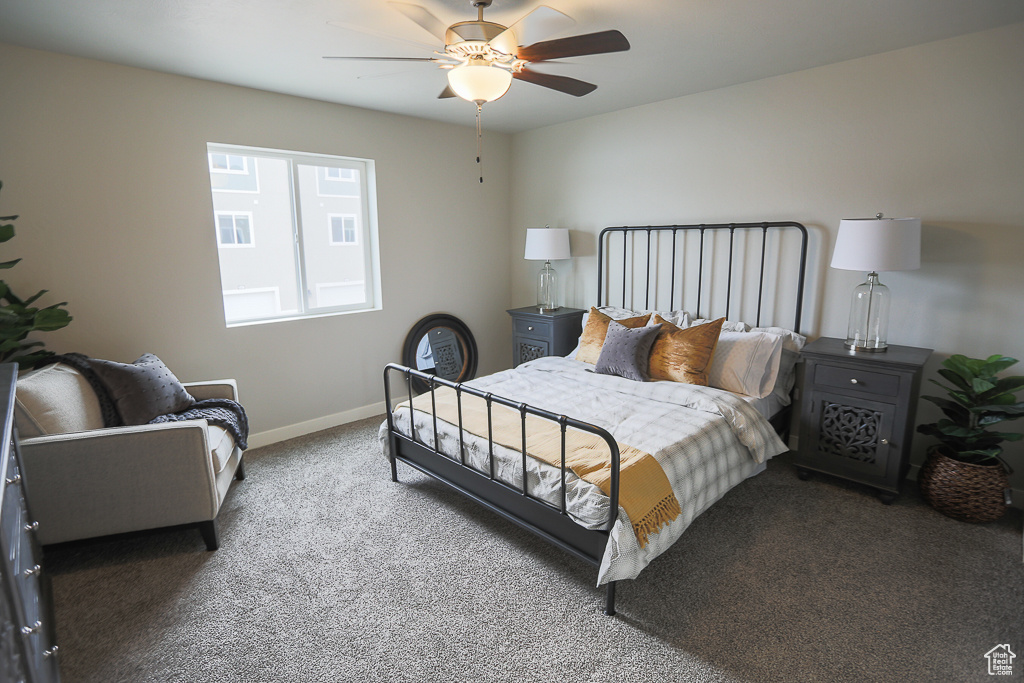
[537,261,558,312]
[845,339,888,353]
[845,272,891,354]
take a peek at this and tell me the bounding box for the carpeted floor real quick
[45,416,1023,683]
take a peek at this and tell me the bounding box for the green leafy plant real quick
[917,354,1024,467]
[0,181,73,368]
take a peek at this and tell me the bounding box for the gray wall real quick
[509,23,1024,495]
[0,42,512,444]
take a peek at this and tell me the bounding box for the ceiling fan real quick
[324,0,631,105]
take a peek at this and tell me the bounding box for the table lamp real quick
[524,227,571,313]
[830,214,921,352]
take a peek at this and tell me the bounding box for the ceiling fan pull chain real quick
[476,102,484,183]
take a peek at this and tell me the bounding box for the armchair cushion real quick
[208,425,235,473]
[14,363,104,437]
[88,353,195,425]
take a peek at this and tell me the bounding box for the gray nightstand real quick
[794,337,932,504]
[507,306,585,367]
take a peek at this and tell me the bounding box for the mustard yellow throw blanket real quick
[404,388,681,548]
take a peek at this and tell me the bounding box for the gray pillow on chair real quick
[88,354,194,425]
[594,321,661,382]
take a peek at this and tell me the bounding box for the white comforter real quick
[379,356,787,584]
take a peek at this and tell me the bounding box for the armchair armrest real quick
[184,379,239,402]
[19,421,220,545]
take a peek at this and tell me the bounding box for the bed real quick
[380,222,809,615]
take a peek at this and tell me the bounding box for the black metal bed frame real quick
[384,222,808,616]
[598,222,808,331]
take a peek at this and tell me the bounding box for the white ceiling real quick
[1,0,1022,133]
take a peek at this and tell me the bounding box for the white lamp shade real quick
[831,217,921,272]
[447,64,512,103]
[524,228,571,261]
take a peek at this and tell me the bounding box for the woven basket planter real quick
[919,447,1010,523]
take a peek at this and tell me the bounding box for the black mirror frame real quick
[402,314,479,394]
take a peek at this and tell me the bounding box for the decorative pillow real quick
[568,307,690,359]
[594,321,662,382]
[647,316,724,385]
[576,308,651,365]
[707,330,784,397]
[88,353,194,425]
[568,306,639,359]
[14,363,105,437]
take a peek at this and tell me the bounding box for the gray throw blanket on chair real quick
[45,353,249,450]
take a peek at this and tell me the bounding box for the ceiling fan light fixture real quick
[446,62,512,103]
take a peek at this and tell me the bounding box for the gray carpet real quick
[45,416,1023,683]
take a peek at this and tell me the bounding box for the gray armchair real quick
[14,364,244,549]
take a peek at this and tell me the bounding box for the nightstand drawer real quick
[514,318,553,337]
[813,364,900,397]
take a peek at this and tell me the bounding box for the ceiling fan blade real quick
[323,56,444,62]
[388,2,448,42]
[517,30,630,62]
[438,85,457,99]
[326,20,439,53]
[490,6,574,56]
[513,69,597,97]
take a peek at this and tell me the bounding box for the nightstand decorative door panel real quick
[517,339,550,365]
[805,390,897,481]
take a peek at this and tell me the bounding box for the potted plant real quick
[917,354,1024,522]
[0,181,72,369]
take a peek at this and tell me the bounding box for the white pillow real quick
[707,330,784,397]
[647,309,691,328]
[14,363,104,437]
[691,318,749,332]
[751,326,807,404]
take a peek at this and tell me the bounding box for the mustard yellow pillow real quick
[576,308,652,365]
[648,315,724,385]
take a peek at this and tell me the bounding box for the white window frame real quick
[215,211,255,247]
[207,143,382,327]
[328,214,359,246]
[209,153,249,174]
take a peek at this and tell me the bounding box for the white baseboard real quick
[247,401,386,449]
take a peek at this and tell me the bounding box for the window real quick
[206,144,381,326]
[216,212,254,247]
[317,166,359,197]
[329,215,358,245]
[209,153,248,174]
[325,167,355,182]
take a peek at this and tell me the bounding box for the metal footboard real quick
[383,363,622,614]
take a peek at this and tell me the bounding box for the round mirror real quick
[402,314,479,393]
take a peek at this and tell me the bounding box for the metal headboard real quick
[597,222,808,332]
